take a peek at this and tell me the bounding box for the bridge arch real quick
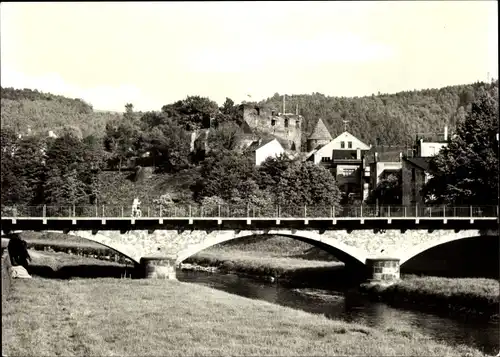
[175,229,368,267]
[39,230,141,264]
[399,229,499,265]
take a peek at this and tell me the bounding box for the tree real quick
[274,161,342,207]
[146,119,191,173]
[206,122,243,153]
[1,133,46,206]
[422,90,499,205]
[162,96,220,131]
[366,173,402,205]
[257,154,295,190]
[104,117,142,170]
[193,150,258,202]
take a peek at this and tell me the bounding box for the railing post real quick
[121,206,124,217]
[429,206,432,217]
[102,205,105,217]
[73,204,75,217]
[388,206,391,218]
[470,205,473,218]
[247,203,250,217]
[218,204,221,217]
[189,205,192,217]
[43,205,46,218]
[147,207,150,217]
[360,204,363,217]
[453,206,456,217]
[278,205,281,218]
[415,203,418,217]
[95,204,98,217]
[304,204,307,218]
[404,206,407,217]
[160,205,162,218]
[332,205,335,218]
[443,205,446,218]
[13,205,17,217]
[69,206,71,217]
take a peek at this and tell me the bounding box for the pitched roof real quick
[308,118,332,140]
[245,138,278,152]
[404,157,431,171]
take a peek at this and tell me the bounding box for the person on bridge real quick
[132,198,142,218]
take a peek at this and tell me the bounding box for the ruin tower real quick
[307,118,332,151]
[238,104,302,151]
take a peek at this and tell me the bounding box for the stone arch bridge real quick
[4,228,498,282]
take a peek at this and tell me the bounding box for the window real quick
[271,119,276,126]
[321,157,331,162]
[348,141,352,149]
[341,141,345,149]
[271,110,276,116]
[296,120,300,127]
[284,118,289,128]
[343,168,356,176]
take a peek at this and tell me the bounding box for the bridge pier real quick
[365,258,400,284]
[139,257,177,280]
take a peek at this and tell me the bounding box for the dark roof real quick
[404,157,432,171]
[245,138,276,152]
[308,118,332,140]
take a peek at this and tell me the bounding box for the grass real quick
[2,276,487,356]
[186,248,342,277]
[361,275,500,318]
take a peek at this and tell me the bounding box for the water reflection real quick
[178,270,499,355]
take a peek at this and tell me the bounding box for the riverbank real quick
[2,273,487,356]
[360,276,500,320]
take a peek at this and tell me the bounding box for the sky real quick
[1,1,498,112]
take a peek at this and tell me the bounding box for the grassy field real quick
[186,248,342,276]
[2,275,487,356]
[361,275,500,318]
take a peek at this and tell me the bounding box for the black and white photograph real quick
[1,1,498,356]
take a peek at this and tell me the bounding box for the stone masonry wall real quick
[63,228,497,267]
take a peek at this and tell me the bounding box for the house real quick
[245,138,285,166]
[401,126,450,205]
[306,123,372,201]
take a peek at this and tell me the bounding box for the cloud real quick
[187,32,396,74]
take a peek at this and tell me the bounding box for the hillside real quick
[2,82,497,146]
[0,87,121,138]
[258,81,498,147]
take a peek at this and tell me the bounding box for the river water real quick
[177,270,499,355]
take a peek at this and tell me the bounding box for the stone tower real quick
[307,118,332,151]
[239,104,302,151]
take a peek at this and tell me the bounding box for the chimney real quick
[374,152,378,163]
[399,152,403,162]
[444,125,448,141]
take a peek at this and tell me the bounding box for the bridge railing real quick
[1,204,498,218]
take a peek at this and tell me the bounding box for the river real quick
[177,270,499,355]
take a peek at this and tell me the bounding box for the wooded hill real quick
[257,81,498,147]
[0,87,121,138]
[1,81,497,147]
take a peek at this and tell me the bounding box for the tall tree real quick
[422,89,499,205]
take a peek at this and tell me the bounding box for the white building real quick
[246,138,285,166]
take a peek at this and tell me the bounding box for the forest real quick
[0,81,498,210]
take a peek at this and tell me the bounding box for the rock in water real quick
[11,266,32,279]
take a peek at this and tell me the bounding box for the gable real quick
[330,131,370,150]
[256,138,283,152]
